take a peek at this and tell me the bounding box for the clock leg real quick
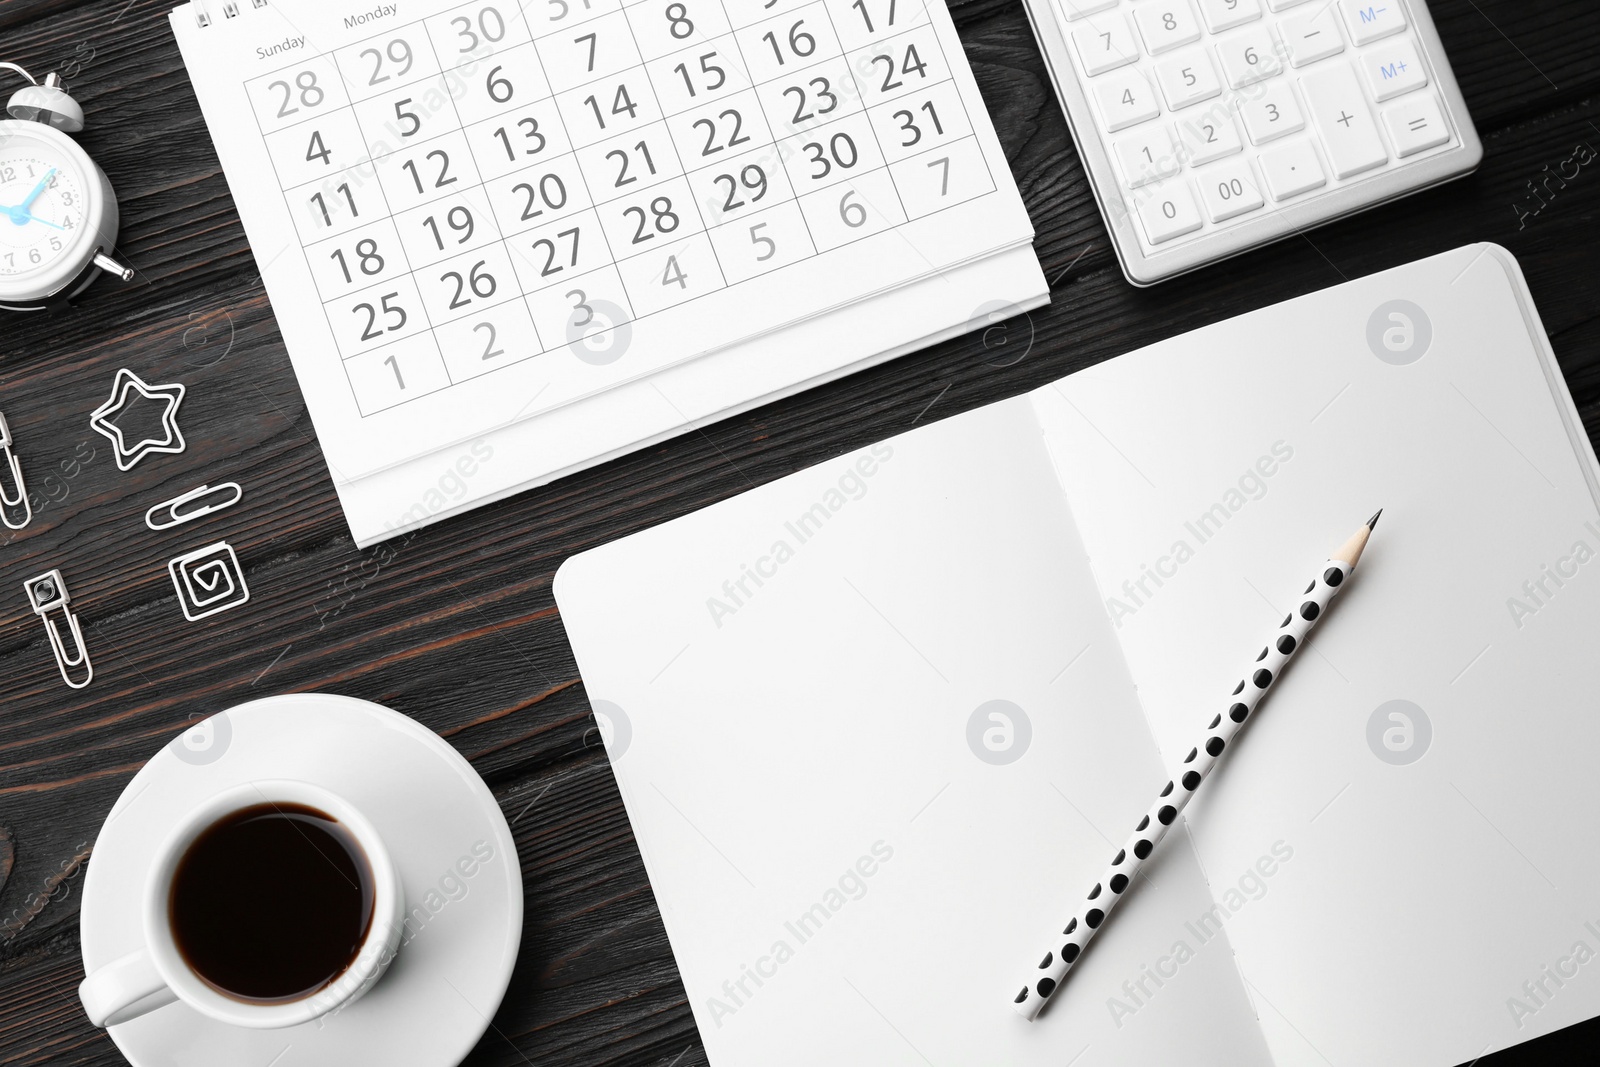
[92,251,133,282]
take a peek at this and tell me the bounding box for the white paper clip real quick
[25,569,93,689]
[0,412,30,531]
[145,482,243,531]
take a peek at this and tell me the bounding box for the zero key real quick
[1302,65,1388,178]
[1135,179,1204,243]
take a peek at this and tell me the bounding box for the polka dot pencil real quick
[1011,512,1382,1020]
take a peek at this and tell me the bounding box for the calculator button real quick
[1239,81,1304,144]
[1154,50,1222,110]
[1093,68,1161,131]
[1177,109,1243,164]
[1115,125,1182,187]
[1196,0,1261,33]
[1339,0,1405,44]
[1133,178,1203,243]
[1133,2,1202,56]
[1197,157,1265,221]
[1265,0,1313,9]
[1383,94,1450,156]
[1258,139,1326,199]
[1302,65,1388,177]
[1071,15,1141,76]
[1216,27,1283,88]
[1057,0,1120,19]
[1362,39,1428,100]
[1280,7,1344,67]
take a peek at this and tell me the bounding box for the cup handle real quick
[79,949,178,1026]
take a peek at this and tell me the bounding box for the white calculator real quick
[1025,0,1481,285]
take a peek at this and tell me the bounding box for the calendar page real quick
[170,0,1036,482]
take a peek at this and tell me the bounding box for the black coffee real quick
[169,803,374,1003]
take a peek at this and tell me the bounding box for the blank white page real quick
[557,396,1273,1065]
[1035,245,1600,1067]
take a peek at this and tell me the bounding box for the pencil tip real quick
[1367,509,1383,530]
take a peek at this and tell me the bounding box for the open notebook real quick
[556,245,1600,1065]
[168,0,1045,545]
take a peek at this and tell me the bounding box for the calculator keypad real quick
[246,0,996,415]
[1054,0,1461,253]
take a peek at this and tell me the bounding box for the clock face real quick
[0,133,89,279]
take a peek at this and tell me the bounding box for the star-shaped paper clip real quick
[89,368,187,471]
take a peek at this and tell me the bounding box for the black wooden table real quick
[1,0,1597,1063]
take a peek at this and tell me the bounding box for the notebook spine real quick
[193,0,267,28]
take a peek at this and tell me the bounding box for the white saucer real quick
[80,694,523,1067]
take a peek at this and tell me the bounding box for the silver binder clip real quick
[145,482,243,531]
[0,413,30,531]
[24,569,93,689]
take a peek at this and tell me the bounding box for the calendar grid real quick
[243,0,1000,418]
[391,25,456,385]
[511,3,646,348]
[247,83,440,415]
[645,9,743,296]
[712,3,824,256]
[434,24,558,367]
[614,11,731,306]
[511,0,617,288]
[816,0,908,225]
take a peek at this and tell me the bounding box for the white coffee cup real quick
[79,779,405,1029]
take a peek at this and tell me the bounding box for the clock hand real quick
[4,169,57,226]
[21,212,66,231]
[19,169,56,213]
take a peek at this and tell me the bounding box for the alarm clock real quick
[0,62,132,312]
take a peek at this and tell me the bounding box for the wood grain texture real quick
[1,0,1598,1064]
[0,828,12,898]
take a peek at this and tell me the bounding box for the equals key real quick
[1384,95,1451,158]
